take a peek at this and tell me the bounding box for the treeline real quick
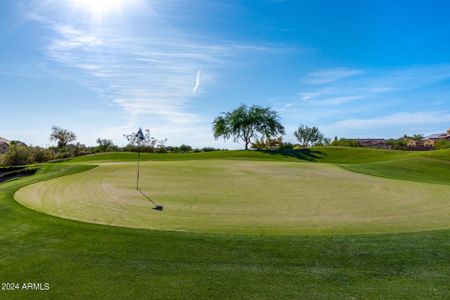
[2,104,448,166]
[330,136,450,150]
[0,126,225,166]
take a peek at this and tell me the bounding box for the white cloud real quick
[302,68,363,85]
[297,65,450,108]
[22,4,279,133]
[331,111,450,128]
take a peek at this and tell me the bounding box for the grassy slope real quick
[337,148,450,185]
[1,164,450,299]
[70,147,450,185]
[343,156,450,185]
[69,147,412,163]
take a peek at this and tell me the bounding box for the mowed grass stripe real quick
[15,160,450,235]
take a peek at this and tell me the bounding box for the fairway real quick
[15,160,450,235]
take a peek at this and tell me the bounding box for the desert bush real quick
[278,143,295,150]
[179,144,192,152]
[0,144,33,166]
[386,139,407,150]
[155,147,168,153]
[331,138,358,147]
[435,140,450,150]
[251,137,283,150]
[31,147,55,163]
[202,147,217,152]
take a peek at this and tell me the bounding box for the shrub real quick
[251,137,283,150]
[278,143,295,150]
[331,138,358,147]
[435,140,450,150]
[31,147,55,163]
[0,144,33,166]
[201,147,216,152]
[155,147,168,153]
[179,144,192,152]
[386,139,407,150]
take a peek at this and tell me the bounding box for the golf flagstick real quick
[136,143,140,189]
[135,128,163,211]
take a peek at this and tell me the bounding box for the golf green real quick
[15,160,450,235]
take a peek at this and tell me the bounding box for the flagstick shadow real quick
[137,188,163,211]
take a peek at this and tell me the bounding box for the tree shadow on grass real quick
[258,148,326,162]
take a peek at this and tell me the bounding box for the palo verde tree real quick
[212,104,285,150]
[294,125,324,147]
[49,126,77,149]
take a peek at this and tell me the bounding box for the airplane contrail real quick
[193,70,201,93]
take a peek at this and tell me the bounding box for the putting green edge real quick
[10,161,450,237]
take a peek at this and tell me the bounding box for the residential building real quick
[0,136,27,154]
[421,129,450,147]
[356,139,391,149]
[0,136,10,154]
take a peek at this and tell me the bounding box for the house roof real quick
[0,136,10,144]
[356,138,386,142]
[423,133,447,140]
[357,139,387,143]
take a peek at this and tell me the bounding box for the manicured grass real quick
[69,147,450,186]
[15,160,450,235]
[344,156,450,186]
[1,164,450,298]
[339,148,450,185]
[423,147,450,161]
[2,148,450,298]
[69,149,304,162]
[69,146,413,164]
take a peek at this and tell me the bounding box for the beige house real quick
[422,129,450,146]
[0,136,10,154]
[407,129,450,148]
[0,136,27,154]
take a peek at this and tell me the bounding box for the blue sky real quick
[1,0,449,148]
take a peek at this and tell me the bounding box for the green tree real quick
[179,144,192,152]
[294,125,324,147]
[96,138,116,152]
[212,104,285,150]
[50,126,77,148]
[403,134,424,141]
